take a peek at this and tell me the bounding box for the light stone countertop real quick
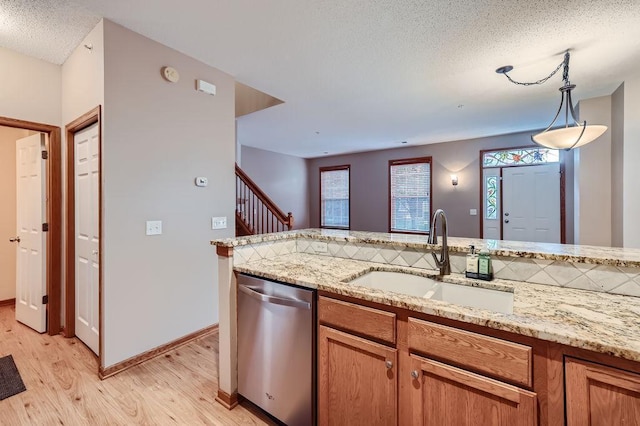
[213,229,640,267]
[234,253,640,363]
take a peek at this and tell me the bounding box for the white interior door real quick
[15,133,47,333]
[503,163,561,243]
[482,168,501,240]
[75,123,100,355]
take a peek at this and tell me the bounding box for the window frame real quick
[388,156,433,235]
[319,164,351,230]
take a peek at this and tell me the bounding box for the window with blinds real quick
[320,165,350,229]
[389,157,432,233]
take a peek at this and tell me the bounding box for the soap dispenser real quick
[478,247,494,281]
[465,245,479,279]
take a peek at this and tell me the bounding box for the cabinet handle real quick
[385,360,393,369]
[411,370,420,379]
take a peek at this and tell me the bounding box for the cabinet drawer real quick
[408,318,532,387]
[319,296,396,345]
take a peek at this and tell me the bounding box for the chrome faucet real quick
[428,209,451,275]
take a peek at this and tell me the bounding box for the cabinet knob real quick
[9,236,20,243]
[385,360,393,369]
[411,370,420,379]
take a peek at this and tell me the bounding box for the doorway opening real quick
[64,106,102,360]
[0,116,62,335]
[479,146,566,244]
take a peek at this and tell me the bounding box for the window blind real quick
[320,167,349,228]
[390,160,431,233]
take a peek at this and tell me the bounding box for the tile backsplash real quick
[232,237,640,298]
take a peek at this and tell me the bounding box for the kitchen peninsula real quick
[213,229,640,425]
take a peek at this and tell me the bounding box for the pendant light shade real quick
[497,51,607,150]
[532,125,608,149]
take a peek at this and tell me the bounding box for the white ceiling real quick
[3,0,640,158]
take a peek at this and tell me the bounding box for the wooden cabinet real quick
[318,296,536,426]
[409,354,537,426]
[565,357,640,425]
[318,325,397,426]
[407,318,537,426]
[408,318,533,387]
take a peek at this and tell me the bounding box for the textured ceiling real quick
[0,0,100,64]
[3,0,640,158]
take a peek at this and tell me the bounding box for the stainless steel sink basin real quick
[347,271,513,314]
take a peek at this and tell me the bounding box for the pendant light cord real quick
[501,52,570,86]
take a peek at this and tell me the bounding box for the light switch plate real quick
[470,209,478,216]
[146,220,162,235]
[212,216,227,229]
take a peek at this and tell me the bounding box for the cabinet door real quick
[319,325,397,426]
[410,354,537,426]
[565,357,640,426]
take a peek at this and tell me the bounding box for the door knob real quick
[9,236,20,243]
[385,360,393,369]
[504,219,510,224]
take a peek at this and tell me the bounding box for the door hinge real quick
[41,150,48,160]
[42,295,48,304]
[42,223,49,232]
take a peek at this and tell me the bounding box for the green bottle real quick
[478,248,493,281]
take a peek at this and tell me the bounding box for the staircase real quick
[235,164,294,236]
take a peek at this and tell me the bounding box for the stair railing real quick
[236,164,294,235]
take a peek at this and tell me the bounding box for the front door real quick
[15,133,47,333]
[502,163,561,243]
[74,122,100,355]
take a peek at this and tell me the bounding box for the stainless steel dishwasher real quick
[237,273,316,426]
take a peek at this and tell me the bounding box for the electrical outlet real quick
[312,241,328,253]
[146,220,162,235]
[212,216,227,230]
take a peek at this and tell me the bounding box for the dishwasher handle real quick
[239,285,311,310]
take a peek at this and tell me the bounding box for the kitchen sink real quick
[347,271,513,314]
[349,271,439,298]
[426,282,513,314]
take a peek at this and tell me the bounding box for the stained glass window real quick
[483,148,559,168]
[486,176,498,220]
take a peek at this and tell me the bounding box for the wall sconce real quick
[451,174,458,186]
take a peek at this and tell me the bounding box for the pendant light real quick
[496,52,607,150]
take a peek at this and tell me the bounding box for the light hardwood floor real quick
[0,306,277,425]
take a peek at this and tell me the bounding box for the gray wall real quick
[308,131,575,240]
[574,96,612,246]
[241,145,309,229]
[102,21,235,367]
[611,83,624,248]
[622,72,640,248]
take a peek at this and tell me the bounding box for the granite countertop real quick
[213,229,640,268]
[234,253,640,363]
